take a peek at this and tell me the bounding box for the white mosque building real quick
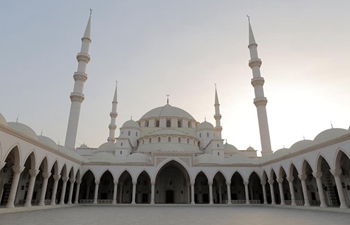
[0,14,350,209]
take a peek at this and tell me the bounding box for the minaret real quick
[64,12,92,149]
[214,84,222,138]
[107,82,118,142]
[247,18,272,155]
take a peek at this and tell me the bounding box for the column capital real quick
[113,180,119,185]
[243,181,249,186]
[70,178,76,183]
[0,161,6,171]
[260,180,266,186]
[286,176,294,182]
[132,180,137,185]
[62,176,69,182]
[312,172,322,179]
[226,181,231,186]
[13,165,25,174]
[76,179,82,184]
[42,172,51,179]
[53,174,61,181]
[151,181,155,185]
[208,181,213,186]
[298,174,307,181]
[95,179,100,185]
[268,179,274,185]
[191,181,195,186]
[276,178,283,184]
[29,169,40,177]
[330,169,342,177]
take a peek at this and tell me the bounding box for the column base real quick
[320,203,327,208]
[340,204,349,209]
[5,203,15,208]
[38,202,45,206]
[24,203,32,207]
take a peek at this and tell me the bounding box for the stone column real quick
[226,181,231,204]
[191,182,195,204]
[331,169,349,209]
[86,183,90,199]
[261,180,267,204]
[131,181,136,204]
[209,181,213,204]
[50,174,60,205]
[150,181,155,204]
[187,183,190,204]
[244,181,250,204]
[24,169,39,207]
[93,180,100,204]
[74,180,81,204]
[287,176,296,206]
[268,179,275,205]
[0,161,6,171]
[59,176,68,205]
[6,166,24,208]
[67,178,75,204]
[38,172,51,206]
[277,178,285,205]
[112,180,118,204]
[312,172,327,207]
[119,182,123,203]
[298,174,310,207]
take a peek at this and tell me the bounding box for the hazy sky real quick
[1,1,350,154]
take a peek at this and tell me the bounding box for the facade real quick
[0,15,350,209]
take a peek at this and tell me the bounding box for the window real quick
[145,121,149,127]
[217,152,220,156]
[207,132,209,137]
[178,120,181,127]
[149,138,151,143]
[121,142,123,146]
[178,137,181,143]
[168,137,171,142]
[199,133,201,138]
[120,151,122,155]
[158,137,161,143]
[166,120,171,127]
[156,120,160,127]
[128,131,131,136]
[187,138,189,144]
[136,132,138,137]
[217,144,219,147]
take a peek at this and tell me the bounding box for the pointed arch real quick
[194,170,210,183]
[316,154,331,173]
[68,166,75,179]
[117,169,134,183]
[136,170,151,181]
[213,169,228,181]
[81,168,97,181]
[278,166,287,179]
[22,149,37,169]
[3,144,21,166]
[136,170,151,204]
[155,158,191,182]
[248,170,262,181]
[301,159,313,175]
[75,169,81,181]
[98,168,116,181]
[38,156,49,173]
[60,164,68,177]
[334,148,350,170]
[270,168,277,180]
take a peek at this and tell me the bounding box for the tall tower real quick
[107,82,118,142]
[214,85,222,138]
[247,19,272,155]
[64,13,92,149]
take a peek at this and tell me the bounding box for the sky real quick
[1,1,350,155]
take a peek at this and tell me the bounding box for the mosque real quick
[0,14,350,209]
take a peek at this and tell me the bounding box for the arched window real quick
[158,137,161,143]
[136,132,138,137]
[128,131,131,136]
[121,142,123,146]
[149,138,151,143]
[199,133,201,138]
[207,132,209,137]
[178,137,181,143]
[120,151,122,155]
[178,120,181,127]
[187,138,189,144]
[168,137,171,142]
[145,121,149,127]
[217,144,219,147]
[188,121,191,128]
[166,120,171,127]
[156,120,160,127]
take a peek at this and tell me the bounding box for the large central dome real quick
[140,104,195,120]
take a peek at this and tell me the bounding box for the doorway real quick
[166,190,174,203]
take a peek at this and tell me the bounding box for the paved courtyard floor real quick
[1,205,350,225]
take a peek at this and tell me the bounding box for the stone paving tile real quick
[0,205,350,225]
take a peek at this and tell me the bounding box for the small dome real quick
[141,104,195,120]
[314,128,350,144]
[38,135,58,149]
[195,154,218,164]
[246,146,255,151]
[58,145,83,161]
[125,153,151,163]
[224,143,238,153]
[197,121,214,130]
[272,147,290,157]
[97,142,116,152]
[8,122,38,141]
[90,152,119,163]
[289,140,313,153]
[0,113,8,127]
[78,143,88,148]
[122,119,139,128]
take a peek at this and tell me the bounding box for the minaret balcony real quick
[73,72,88,82]
[253,97,267,106]
[110,112,118,117]
[76,52,91,63]
[251,77,265,87]
[248,58,262,68]
[70,92,85,102]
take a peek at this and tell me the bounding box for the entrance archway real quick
[230,172,245,201]
[194,172,209,204]
[155,160,190,204]
[136,171,151,204]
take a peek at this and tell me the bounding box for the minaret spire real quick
[64,13,92,149]
[214,84,222,138]
[108,81,118,142]
[247,19,272,155]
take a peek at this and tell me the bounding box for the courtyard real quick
[0,205,350,225]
